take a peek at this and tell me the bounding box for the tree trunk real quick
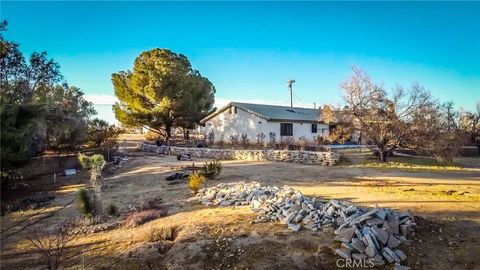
[379,150,387,162]
[90,167,103,216]
[165,122,172,139]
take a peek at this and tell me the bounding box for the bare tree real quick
[26,221,75,270]
[410,102,467,162]
[462,102,480,148]
[338,67,434,161]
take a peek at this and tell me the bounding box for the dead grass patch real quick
[144,225,182,242]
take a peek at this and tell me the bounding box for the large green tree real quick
[1,21,95,170]
[112,49,215,138]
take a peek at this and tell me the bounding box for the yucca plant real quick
[78,153,105,215]
[199,160,223,180]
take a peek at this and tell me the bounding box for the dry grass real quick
[354,156,478,171]
[144,225,182,242]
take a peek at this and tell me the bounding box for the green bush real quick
[199,160,223,180]
[77,188,92,215]
[105,202,119,216]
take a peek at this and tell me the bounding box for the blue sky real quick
[2,1,480,124]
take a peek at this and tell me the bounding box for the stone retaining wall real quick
[138,142,339,166]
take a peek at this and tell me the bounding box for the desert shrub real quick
[298,136,307,150]
[240,134,249,147]
[105,202,119,216]
[328,125,352,144]
[256,132,266,147]
[142,197,163,210]
[315,135,325,146]
[269,132,276,147]
[124,209,168,228]
[229,135,239,147]
[188,173,205,193]
[145,225,181,242]
[199,160,223,180]
[77,188,92,215]
[279,136,295,150]
[26,221,75,270]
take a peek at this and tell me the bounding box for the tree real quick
[1,21,96,172]
[321,105,335,124]
[337,67,434,162]
[0,21,62,167]
[78,154,105,215]
[87,118,121,148]
[112,49,215,139]
[462,102,480,149]
[409,102,466,162]
[43,84,96,155]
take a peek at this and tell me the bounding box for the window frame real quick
[280,123,293,136]
[311,123,318,133]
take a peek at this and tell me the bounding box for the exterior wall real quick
[204,106,329,143]
[264,121,329,142]
[138,143,339,166]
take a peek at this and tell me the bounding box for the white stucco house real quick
[200,102,330,144]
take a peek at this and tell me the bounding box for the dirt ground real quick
[1,144,480,269]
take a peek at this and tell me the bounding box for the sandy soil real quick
[1,149,479,269]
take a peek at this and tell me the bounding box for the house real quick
[200,102,330,144]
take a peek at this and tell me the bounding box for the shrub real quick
[279,136,295,150]
[229,135,239,147]
[105,202,119,216]
[199,160,223,180]
[77,188,92,215]
[207,131,215,145]
[124,209,168,228]
[298,136,307,150]
[240,134,249,147]
[256,132,266,147]
[188,173,205,193]
[145,225,181,242]
[26,221,75,270]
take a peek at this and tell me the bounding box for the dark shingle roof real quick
[201,102,322,123]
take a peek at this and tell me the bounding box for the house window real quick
[230,106,237,114]
[311,123,318,133]
[280,123,293,136]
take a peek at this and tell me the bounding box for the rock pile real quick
[197,181,416,268]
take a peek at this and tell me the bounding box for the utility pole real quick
[287,79,295,108]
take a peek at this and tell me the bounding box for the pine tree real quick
[112,49,215,138]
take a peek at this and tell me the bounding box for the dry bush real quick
[188,173,205,193]
[141,197,163,211]
[240,133,249,147]
[145,225,182,242]
[298,136,307,150]
[26,221,76,270]
[279,136,295,150]
[124,209,168,228]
